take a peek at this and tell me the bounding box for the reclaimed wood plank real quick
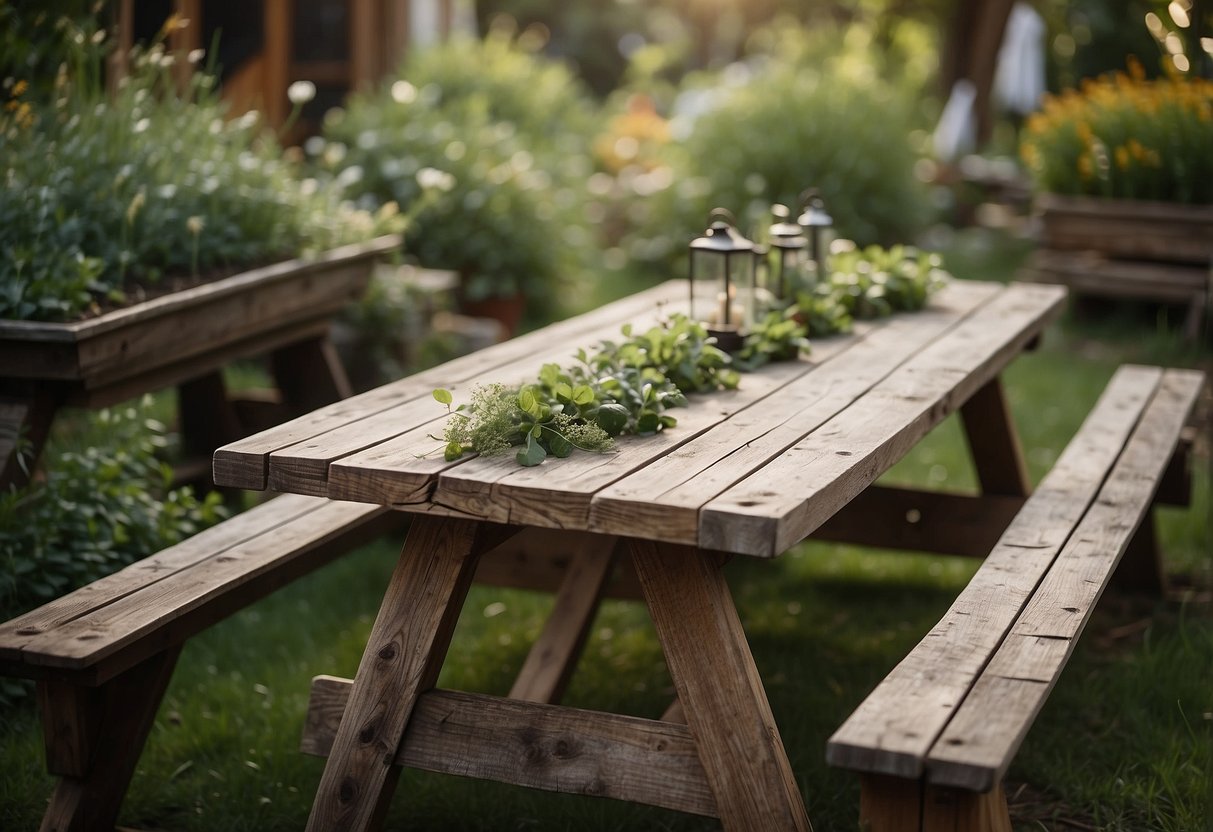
[589,281,999,543]
[215,280,686,490]
[508,535,618,704]
[630,539,810,831]
[270,300,678,497]
[4,499,390,678]
[301,680,717,818]
[0,494,326,662]
[926,368,1205,792]
[701,283,1067,557]
[825,364,1164,779]
[305,517,517,831]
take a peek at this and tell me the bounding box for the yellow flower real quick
[1115,146,1129,170]
[1078,154,1093,181]
[11,79,28,97]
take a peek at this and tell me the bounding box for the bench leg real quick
[858,775,1011,832]
[1111,510,1165,594]
[271,335,353,415]
[0,383,59,490]
[37,647,181,832]
[507,534,618,704]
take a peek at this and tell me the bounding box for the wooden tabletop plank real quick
[214,281,686,490]
[588,280,1000,543]
[700,283,1067,557]
[926,368,1205,791]
[824,364,1165,779]
[266,300,681,497]
[429,357,817,528]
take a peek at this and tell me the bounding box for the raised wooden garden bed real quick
[0,235,400,487]
[1023,194,1212,338]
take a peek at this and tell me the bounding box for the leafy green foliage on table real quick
[324,28,599,322]
[436,244,949,467]
[780,244,951,338]
[0,25,403,322]
[0,405,225,624]
[436,314,739,467]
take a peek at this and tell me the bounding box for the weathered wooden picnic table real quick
[213,277,1068,830]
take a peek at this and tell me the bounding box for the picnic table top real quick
[213,278,1066,557]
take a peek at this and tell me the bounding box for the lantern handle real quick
[798,187,825,210]
[707,207,739,227]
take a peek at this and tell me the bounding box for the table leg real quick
[306,516,518,832]
[959,376,1031,498]
[629,539,811,832]
[271,335,352,416]
[508,534,618,704]
[0,383,58,489]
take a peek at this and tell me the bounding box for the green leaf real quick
[518,387,540,417]
[572,385,595,406]
[444,441,464,462]
[636,412,660,435]
[433,388,453,406]
[554,382,573,402]
[595,402,630,436]
[546,430,573,458]
[516,434,547,467]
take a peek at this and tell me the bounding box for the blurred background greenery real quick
[1,0,1210,829]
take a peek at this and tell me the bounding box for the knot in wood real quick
[377,643,398,661]
[338,776,358,803]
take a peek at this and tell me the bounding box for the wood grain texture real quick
[858,774,922,832]
[281,301,677,498]
[701,282,1067,557]
[926,368,1205,791]
[302,680,718,818]
[36,681,100,778]
[509,535,617,704]
[215,280,685,490]
[2,498,390,683]
[630,539,811,831]
[306,517,517,831]
[826,364,1165,779]
[590,281,1001,543]
[921,783,1011,832]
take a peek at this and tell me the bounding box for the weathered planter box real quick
[1025,195,1212,339]
[0,235,400,407]
[1036,194,1213,265]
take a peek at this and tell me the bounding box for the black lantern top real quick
[690,209,755,257]
[797,190,833,231]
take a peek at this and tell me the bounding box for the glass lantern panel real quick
[690,249,727,327]
[728,252,756,331]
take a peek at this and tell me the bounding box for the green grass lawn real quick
[1,231,1210,831]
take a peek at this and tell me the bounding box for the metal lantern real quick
[767,203,808,301]
[797,190,834,282]
[688,209,755,352]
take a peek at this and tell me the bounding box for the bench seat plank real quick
[0,496,388,682]
[926,368,1205,791]
[825,364,1167,778]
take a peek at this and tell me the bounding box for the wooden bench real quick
[826,364,1206,832]
[0,493,403,832]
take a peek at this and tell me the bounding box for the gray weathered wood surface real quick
[214,280,1066,560]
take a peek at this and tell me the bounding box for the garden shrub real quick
[1020,61,1213,204]
[323,27,600,323]
[0,403,225,624]
[0,22,402,322]
[619,23,936,275]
